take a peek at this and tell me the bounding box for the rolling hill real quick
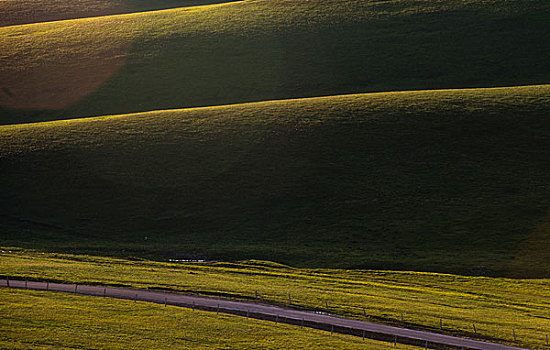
[1,0,550,124]
[0,0,236,27]
[2,85,549,277]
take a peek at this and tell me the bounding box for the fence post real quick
[288,293,292,305]
[325,301,329,313]
[74,284,77,293]
[472,323,477,334]
[394,335,397,347]
[217,304,219,315]
[362,307,366,317]
[513,329,516,341]
[46,282,49,291]
[331,325,333,335]
[103,288,106,297]
[425,340,428,349]
[6,276,9,287]
[546,334,549,345]
[134,294,137,303]
[275,314,279,324]
[440,318,442,330]
[401,313,404,322]
[362,330,365,341]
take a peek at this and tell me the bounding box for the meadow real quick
[1,1,550,348]
[1,287,417,349]
[2,85,550,277]
[1,0,549,124]
[1,249,549,349]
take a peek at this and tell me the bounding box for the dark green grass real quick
[2,85,550,277]
[1,0,550,124]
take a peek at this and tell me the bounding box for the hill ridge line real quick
[3,84,548,129]
[0,0,244,29]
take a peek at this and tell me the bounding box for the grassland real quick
[0,0,236,27]
[2,85,550,277]
[1,288,418,349]
[2,0,549,348]
[1,0,550,124]
[1,249,549,349]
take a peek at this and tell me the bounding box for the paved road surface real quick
[1,279,527,350]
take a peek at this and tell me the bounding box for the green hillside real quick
[2,85,549,277]
[1,0,550,124]
[0,0,235,27]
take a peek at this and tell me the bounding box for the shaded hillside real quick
[1,0,549,124]
[1,85,549,277]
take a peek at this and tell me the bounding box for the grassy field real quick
[1,0,550,124]
[2,85,550,277]
[1,249,549,349]
[2,0,549,348]
[0,0,236,27]
[1,288,418,349]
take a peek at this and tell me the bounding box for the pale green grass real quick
[1,249,549,349]
[0,288,419,349]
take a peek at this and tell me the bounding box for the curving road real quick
[1,279,526,350]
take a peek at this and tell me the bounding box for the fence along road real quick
[1,279,527,350]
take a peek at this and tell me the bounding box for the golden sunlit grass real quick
[0,0,236,27]
[1,288,421,349]
[1,249,549,349]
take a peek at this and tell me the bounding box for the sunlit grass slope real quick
[1,85,550,277]
[1,288,414,349]
[0,0,236,27]
[1,250,549,349]
[1,0,550,124]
